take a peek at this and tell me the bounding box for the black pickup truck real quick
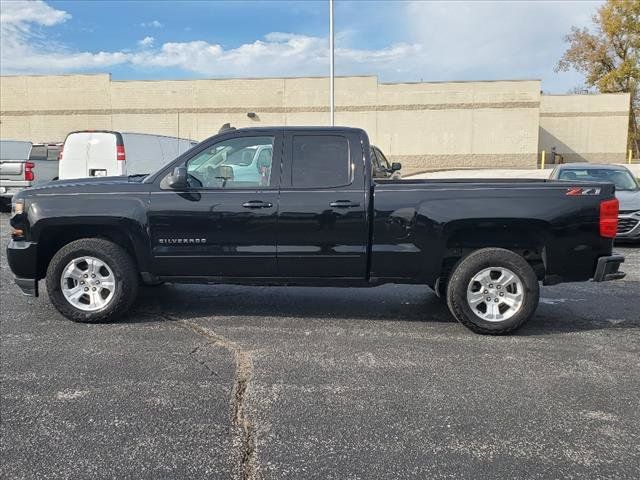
[7,127,625,334]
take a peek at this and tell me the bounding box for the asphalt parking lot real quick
[1,211,639,479]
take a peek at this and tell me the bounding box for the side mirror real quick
[166,166,188,190]
[390,162,402,172]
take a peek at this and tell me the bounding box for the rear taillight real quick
[600,199,619,238]
[24,161,35,182]
[116,145,126,161]
[58,145,64,160]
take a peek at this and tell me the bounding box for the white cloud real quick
[138,36,154,48]
[1,0,126,74]
[0,0,70,26]
[122,33,420,78]
[140,20,163,28]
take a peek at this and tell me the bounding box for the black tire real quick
[46,238,139,323]
[446,248,540,335]
[0,198,10,213]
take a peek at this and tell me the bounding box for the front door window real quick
[187,136,275,188]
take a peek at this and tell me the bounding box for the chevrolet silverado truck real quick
[7,127,626,334]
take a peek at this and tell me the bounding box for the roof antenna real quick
[219,123,236,133]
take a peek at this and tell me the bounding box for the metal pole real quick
[541,150,546,170]
[329,0,335,126]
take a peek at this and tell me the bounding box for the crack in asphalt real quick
[176,318,257,480]
[137,309,257,479]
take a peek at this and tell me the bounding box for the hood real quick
[18,176,145,199]
[616,189,640,211]
[31,175,131,190]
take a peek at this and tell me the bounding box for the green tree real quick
[556,0,640,158]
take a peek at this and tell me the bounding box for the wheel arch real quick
[433,219,552,291]
[33,219,150,279]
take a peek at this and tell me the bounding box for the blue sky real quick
[1,0,601,92]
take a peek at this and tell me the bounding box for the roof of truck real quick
[235,126,363,131]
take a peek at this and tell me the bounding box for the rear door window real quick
[29,145,47,160]
[291,135,350,188]
[46,146,61,161]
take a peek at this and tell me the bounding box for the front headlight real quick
[11,198,24,216]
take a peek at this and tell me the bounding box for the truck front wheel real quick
[46,238,139,323]
[446,248,539,335]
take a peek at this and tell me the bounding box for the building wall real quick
[539,93,630,164]
[0,73,628,173]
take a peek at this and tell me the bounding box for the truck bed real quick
[371,178,616,285]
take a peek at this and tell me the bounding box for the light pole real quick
[329,0,335,126]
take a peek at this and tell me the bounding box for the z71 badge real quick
[566,187,601,196]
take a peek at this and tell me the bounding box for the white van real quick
[59,131,197,179]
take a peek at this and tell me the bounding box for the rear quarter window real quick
[291,135,350,188]
[29,146,47,160]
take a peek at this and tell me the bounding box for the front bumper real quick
[6,239,39,296]
[593,254,626,282]
[616,211,640,241]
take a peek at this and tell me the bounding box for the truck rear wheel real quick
[446,248,539,335]
[46,238,139,323]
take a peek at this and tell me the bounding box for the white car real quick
[59,131,197,179]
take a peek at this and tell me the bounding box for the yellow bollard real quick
[541,150,546,170]
[629,149,633,165]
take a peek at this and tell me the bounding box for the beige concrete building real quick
[539,93,630,164]
[0,73,630,174]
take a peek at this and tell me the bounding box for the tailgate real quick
[0,161,24,180]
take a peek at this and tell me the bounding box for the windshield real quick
[558,168,639,191]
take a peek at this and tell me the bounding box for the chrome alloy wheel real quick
[60,256,116,311]
[466,267,524,322]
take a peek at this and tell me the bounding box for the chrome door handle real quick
[330,200,360,208]
[242,200,273,209]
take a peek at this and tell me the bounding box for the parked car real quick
[550,163,640,242]
[0,140,60,209]
[370,145,402,179]
[59,131,197,179]
[7,127,625,334]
